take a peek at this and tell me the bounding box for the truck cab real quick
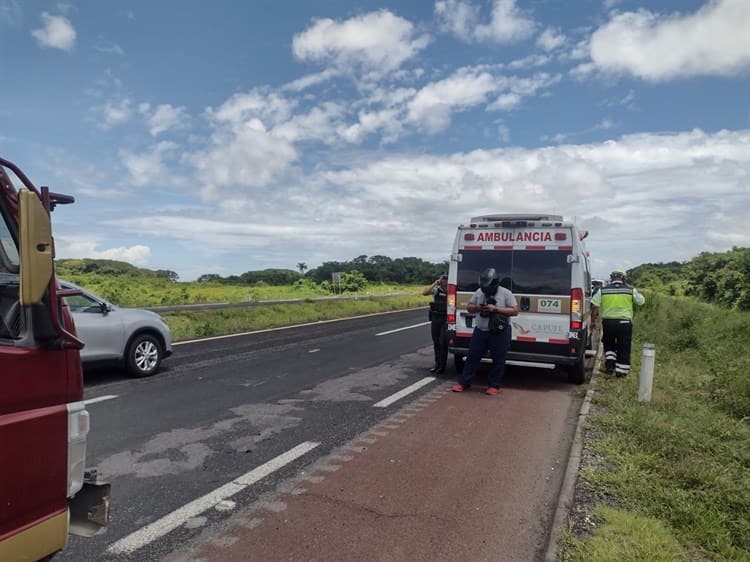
[447,214,593,384]
[0,158,109,560]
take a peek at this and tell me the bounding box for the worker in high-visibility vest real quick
[591,269,645,376]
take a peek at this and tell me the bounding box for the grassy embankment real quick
[61,273,428,341]
[164,294,428,340]
[562,293,749,561]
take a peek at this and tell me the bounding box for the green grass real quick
[163,294,429,340]
[567,506,687,561]
[563,293,750,561]
[61,273,419,308]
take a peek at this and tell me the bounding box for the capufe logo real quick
[474,231,553,242]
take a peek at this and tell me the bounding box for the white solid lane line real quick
[107,441,320,555]
[174,307,425,346]
[375,321,430,336]
[83,395,118,405]
[373,377,437,408]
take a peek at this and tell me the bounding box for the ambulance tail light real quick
[570,288,583,330]
[67,402,90,497]
[447,283,456,323]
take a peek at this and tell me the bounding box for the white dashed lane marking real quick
[375,321,430,336]
[107,441,320,555]
[373,377,437,408]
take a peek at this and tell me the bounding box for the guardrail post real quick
[638,343,656,403]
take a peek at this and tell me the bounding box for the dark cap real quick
[440,273,448,280]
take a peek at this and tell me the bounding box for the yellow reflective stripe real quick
[0,510,68,561]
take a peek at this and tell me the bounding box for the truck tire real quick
[567,358,585,385]
[454,354,465,374]
[126,333,163,377]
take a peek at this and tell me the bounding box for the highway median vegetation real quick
[164,294,429,340]
[563,293,750,561]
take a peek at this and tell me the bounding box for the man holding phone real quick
[453,268,518,395]
[422,273,449,374]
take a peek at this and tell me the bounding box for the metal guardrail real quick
[146,292,414,313]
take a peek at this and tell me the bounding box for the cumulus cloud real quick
[292,10,429,76]
[536,27,566,51]
[139,103,189,136]
[588,0,750,80]
[436,0,536,44]
[110,129,750,277]
[407,68,499,132]
[404,68,558,132]
[56,236,152,267]
[96,97,133,129]
[188,117,298,195]
[31,12,76,51]
[208,90,295,125]
[120,141,178,187]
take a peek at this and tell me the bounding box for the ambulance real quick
[446,214,593,384]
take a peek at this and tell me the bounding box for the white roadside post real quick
[638,343,656,403]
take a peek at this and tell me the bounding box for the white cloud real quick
[97,97,133,129]
[31,12,76,51]
[407,68,499,132]
[281,69,341,92]
[292,10,429,76]
[208,89,295,125]
[536,27,566,51]
[188,118,298,195]
[104,129,750,278]
[120,141,177,187]
[588,0,750,80]
[507,54,550,70]
[141,104,189,136]
[94,38,125,56]
[56,236,152,267]
[435,0,480,41]
[272,102,346,144]
[436,0,536,44]
[487,93,521,111]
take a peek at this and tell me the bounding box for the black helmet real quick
[479,268,499,295]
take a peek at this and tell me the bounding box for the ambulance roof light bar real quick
[470,213,564,223]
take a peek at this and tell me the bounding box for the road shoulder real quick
[166,375,581,562]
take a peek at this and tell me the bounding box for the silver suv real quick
[62,282,173,377]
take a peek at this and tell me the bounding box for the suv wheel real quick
[126,334,163,377]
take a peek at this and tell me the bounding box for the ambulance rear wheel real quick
[453,354,465,374]
[567,358,585,385]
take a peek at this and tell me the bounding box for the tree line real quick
[628,247,750,310]
[197,255,449,286]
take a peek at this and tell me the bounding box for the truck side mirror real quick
[19,189,53,305]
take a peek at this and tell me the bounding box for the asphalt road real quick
[62,308,582,561]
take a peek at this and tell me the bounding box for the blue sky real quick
[1,0,748,281]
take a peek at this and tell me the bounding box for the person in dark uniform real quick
[422,273,448,374]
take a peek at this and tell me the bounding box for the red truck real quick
[0,157,109,560]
